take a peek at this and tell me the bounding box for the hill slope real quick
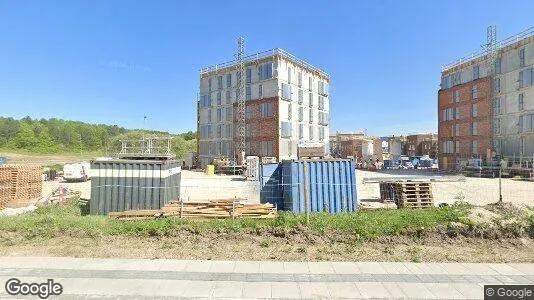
[0,117,196,159]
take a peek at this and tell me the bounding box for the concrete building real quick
[405,134,438,158]
[439,27,534,169]
[198,49,330,167]
[388,136,406,161]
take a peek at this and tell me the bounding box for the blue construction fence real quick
[260,159,358,213]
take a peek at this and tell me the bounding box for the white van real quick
[63,162,91,182]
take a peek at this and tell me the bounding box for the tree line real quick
[0,117,196,159]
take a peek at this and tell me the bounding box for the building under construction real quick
[439,26,534,170]
[197,47,330,167]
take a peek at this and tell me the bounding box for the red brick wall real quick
[438,77,491,169]
[233,97,280,159]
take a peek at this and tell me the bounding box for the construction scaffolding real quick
[117,137,175,160]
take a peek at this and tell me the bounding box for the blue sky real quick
[1,0,533,136]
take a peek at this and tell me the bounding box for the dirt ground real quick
[1,152,96,166]
[0,231,533,263]
[357,169,534,207]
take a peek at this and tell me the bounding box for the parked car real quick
[63,162,91,182]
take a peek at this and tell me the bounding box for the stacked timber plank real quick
[0,165,43,209]
[110,199,278,220]
[379,181,434,209]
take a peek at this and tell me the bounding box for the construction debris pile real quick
[109,199,277,220]
[379,181,434,208]
[0,165,42,209]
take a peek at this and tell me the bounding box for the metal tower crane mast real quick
[236,37,246,164]
[486,25,497,156]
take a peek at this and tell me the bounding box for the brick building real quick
[439,27,534,170]
[404,134,439,158]
[198,49,330,167]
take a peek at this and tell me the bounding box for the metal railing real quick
[200,48,329,79]
[441,26,534,72]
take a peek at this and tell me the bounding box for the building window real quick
[226,124,232,138]
[287,67,292,84]
[471,122,478,136]
[308,77,313,91]
[455,124,459,137]
[455,90,460,102]
[318,96,325,110]
[455,141,460,154]
[493,98,501,115]
[260,102,273,117]
[298,89,303,104]
[217,108,222,122]
[208,78,212,92]
[259,63,273,80]
[495,57,501,74]
[309,109,314,123]
[217,125,222,138]
[246,124,251,138]
[472,140,478,154]
[494,77,501,93]
[520,48,525,68]
[245,140,251,155]
[217,76,222,90]
[298,107,303,122]
[226,91,231,104]
[281,122,292,138]
[200,94,212,107]
[309,126,314,140]
[473,65,480,80]
[259,84,263,98]
[298,124,303,139]
[226,74,231,88]
[319,127,325,140]
[246,68,252,84]
[472,104,478,117]
[309,93,313,107]
[451,124,455,137]
[217,92,222,105]
[520,114,534,132]
[226,107,232,122]
[281,83,291,100]
[261,141,273,156]
[298,72,302,87]
[246,86,251,100]
[245,107,252,119]
[519,93,524,111]
[519,68,534,89]
[455,107,460,120]
[472,85,478,99]
[288,103,292,120]
[495,118,501,135]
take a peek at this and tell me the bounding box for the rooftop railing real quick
[200,48,329,79]
[441,26,534,72]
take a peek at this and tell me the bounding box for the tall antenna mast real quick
[236,37,246,163]
[486,25,497,156]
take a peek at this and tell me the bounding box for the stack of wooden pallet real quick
[379,181,434,208]
[0,165,43,209]
[109,199,278,220]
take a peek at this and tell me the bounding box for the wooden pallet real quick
[110,199,278,220]
[0,165,43,209]
[379,181,434,209]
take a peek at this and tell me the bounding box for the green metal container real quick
[90,159,181,215]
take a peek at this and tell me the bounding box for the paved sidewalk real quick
[0,256,533,299]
